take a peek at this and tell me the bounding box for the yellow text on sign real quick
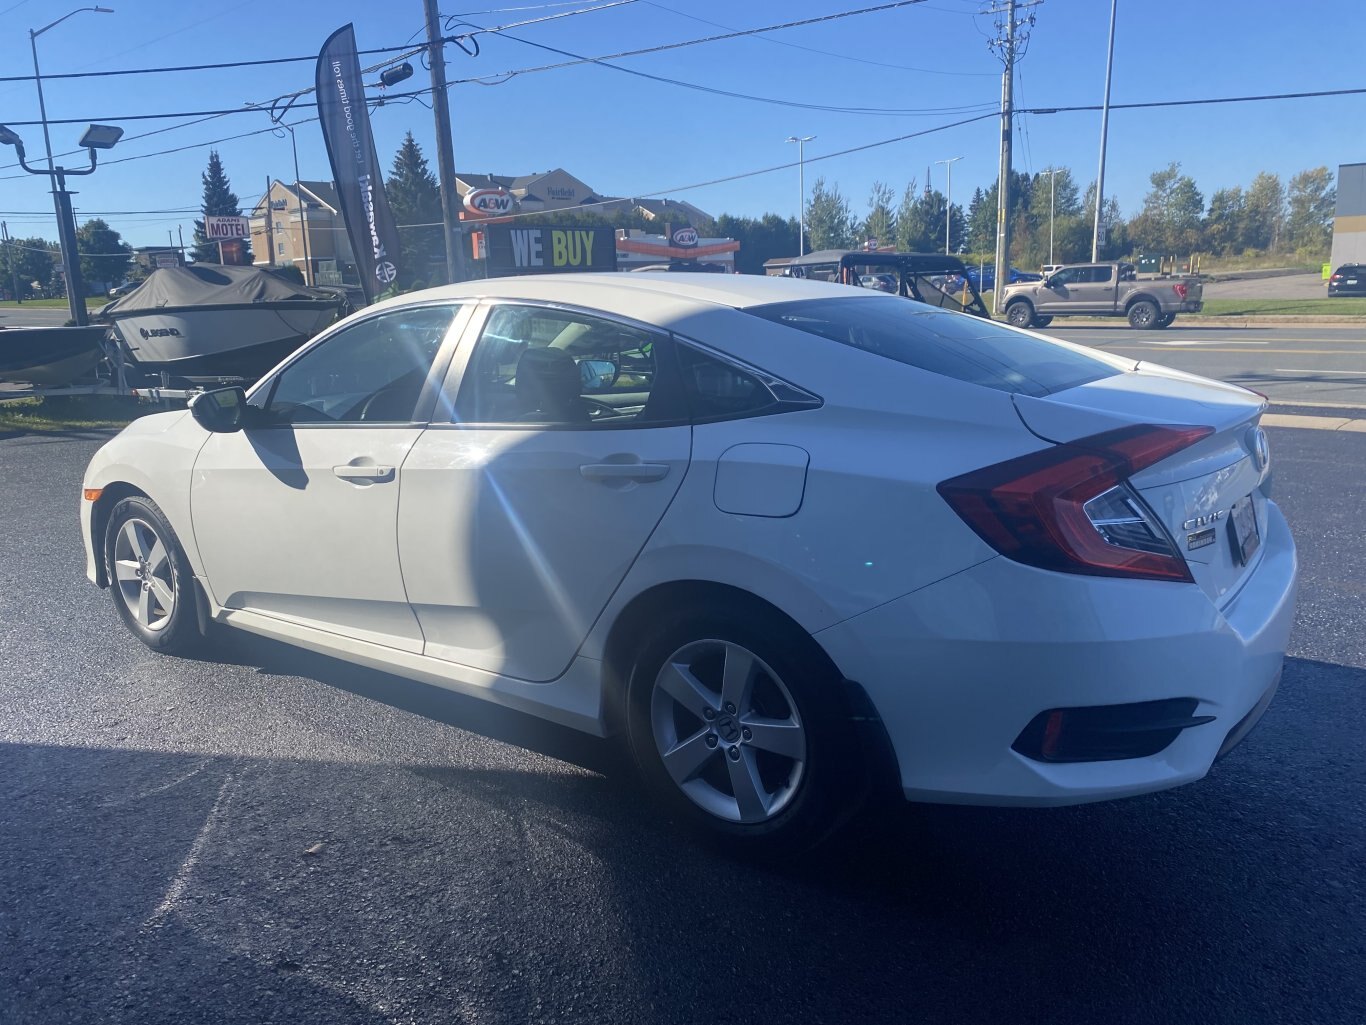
[551,230,597,268]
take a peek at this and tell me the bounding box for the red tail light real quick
[1172,282,1188,300]
[937,424,1213,582]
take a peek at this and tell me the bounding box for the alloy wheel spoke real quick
[726,747,770,823]
[742,716,805,760]
[661,729,718,785]
[657,661,717,719]
[123,521,150,560]
[147,539,168,576]
[136,585,153,627]
[148,576,175,614]
[114,559,141,583]
[719,643,755,711]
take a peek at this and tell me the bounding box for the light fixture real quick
[0,124,23,148]
[379,62,414,87]
[78,123,123,150]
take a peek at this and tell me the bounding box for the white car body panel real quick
[81,410,207,583]
[191,426,427,653]
[397,423,691,681]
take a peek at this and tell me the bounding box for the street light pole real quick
[29,7,114,325]
[1092,0,1118,262]
[786,135,815,256]
[1042,167,1063,265]
[935,156,964,255]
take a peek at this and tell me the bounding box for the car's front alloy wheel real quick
[105,496,205,654]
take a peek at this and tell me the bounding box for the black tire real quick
[624,598,859,854]
[1005,301,1035,328]
[1127,299,1160,329]
[1154,313,1175,329]
[104,495,206,655]
[1032,315,1054,328]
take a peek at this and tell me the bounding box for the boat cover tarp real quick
[100,265,343,317]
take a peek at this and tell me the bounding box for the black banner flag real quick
[316,25,401,301]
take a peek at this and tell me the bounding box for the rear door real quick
[397,302,691,682]
[1065,265,1117,312]
[1013,363,1272,606]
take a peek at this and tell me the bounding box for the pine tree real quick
[192,150,252,264]
[804,178,856,252]
[862,181,897,249]
[385,132,444,289]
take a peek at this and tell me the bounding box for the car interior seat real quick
[515,347,588,423]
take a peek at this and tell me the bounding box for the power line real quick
[642,0,996,77]
[446,1,932,80]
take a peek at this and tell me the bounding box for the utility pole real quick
[424,0,465,283]
[987,0,1038,312]
[1092,0,1117,261]
[264,175,275,266]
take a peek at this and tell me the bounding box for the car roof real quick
[364,272,882,316]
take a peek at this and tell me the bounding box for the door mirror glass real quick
[578,358,618,393]
[189,386,247,433]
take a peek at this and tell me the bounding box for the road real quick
[1,423,1363,1025]
[0,306,77,328]
[1049,324,1366,409]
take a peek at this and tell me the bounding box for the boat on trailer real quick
[0,325,109,386]
[99,265,348,385]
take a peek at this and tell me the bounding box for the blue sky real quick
[0,0,1359,249]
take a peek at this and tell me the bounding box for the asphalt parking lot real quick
[2,417,1364,1024]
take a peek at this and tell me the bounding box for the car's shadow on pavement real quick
[4,650,1362,1024]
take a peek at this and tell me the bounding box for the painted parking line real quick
[1262,413,1366,432]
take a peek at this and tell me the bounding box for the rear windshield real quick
[747,296,1122,396]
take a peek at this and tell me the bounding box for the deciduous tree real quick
[76,219,133,291]
[1285,166,1335,256]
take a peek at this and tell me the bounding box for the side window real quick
[1050,268,1080,287]
[454,304,672,427]
[1091,265,1114,283]
[258,305,459,425]
[676,343,780,421]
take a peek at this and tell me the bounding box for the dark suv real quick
[1327,264,1365,297]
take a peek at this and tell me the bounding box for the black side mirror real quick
[189,386,248,433]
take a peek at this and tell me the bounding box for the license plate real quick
[1230,496,1260,564]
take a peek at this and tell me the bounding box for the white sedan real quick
[81,273,1297,850]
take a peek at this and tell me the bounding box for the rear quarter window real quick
[747,296,1124,397]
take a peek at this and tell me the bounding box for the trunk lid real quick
[1014,363,1270,606]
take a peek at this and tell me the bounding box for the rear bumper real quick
[815,501,1297,807]
[1179,300,1204,313]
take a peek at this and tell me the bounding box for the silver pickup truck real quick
[1001,262,1203,330]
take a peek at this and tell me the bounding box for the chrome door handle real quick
[579,462,670,483]
[333,464,395,481]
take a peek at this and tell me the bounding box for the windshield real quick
[747,296,1125,396]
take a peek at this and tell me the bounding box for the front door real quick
[191,304,466,652]
[398,302,691,682]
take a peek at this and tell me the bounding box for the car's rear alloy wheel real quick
[105,496,205,655]
[626,602,858,851]
[649,638,807,825]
